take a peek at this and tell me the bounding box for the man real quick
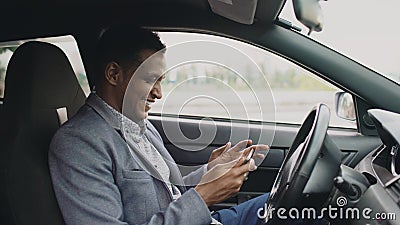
[49,26,269,225]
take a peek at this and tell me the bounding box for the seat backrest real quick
[0,41,86,225]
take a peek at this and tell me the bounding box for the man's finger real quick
[222,142,232,154]
[254,153,265,160]
[230,139,251,152]
[252,144,269,152]
[242,145,255,156]
[248,158,257,171]
[213,142,231,155]
[232,154,245,168]
[238,159,252,174]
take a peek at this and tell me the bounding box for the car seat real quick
[0,41,86,225]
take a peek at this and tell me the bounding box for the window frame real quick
[150,30,357,130]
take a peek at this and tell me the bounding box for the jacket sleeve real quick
[182,165,207,187]
[49,126,212,225]
[145,120,208,187]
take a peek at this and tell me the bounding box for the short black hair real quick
[94,25,166,86]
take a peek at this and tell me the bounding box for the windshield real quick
[280,0,400,84]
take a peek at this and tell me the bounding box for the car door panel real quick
[149,115,381,210]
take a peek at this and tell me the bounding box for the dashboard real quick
[329,109,400,225]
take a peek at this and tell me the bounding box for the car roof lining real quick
[0,0,285,42]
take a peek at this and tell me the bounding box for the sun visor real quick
[208,0,258,24]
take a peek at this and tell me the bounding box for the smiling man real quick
[49,26,269,225]
[120,49,166,123]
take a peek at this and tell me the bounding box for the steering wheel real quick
[263,104,341,223]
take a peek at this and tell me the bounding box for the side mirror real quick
[335,92,356,121]
[293,0,325,35]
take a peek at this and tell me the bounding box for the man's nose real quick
[151,82,162,99]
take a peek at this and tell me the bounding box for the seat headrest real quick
[3,41,84,112]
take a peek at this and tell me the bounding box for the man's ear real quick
[104,61,122,86]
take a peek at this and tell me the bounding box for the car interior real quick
[1,0,399,225]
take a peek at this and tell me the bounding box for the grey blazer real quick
[49,94,212,225]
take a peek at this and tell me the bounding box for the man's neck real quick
[95,91,144,126]
[96,91,122,113]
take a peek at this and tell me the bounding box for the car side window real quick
[153,32,356,129]
[0,35,90,103]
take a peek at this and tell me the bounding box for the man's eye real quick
[146,77,157,84]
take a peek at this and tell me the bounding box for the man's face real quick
[122,49,166,123]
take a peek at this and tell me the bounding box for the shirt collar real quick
[86,93,146,137]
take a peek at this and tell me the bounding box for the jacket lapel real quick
[86,93,186,194]
[146,121,186,192]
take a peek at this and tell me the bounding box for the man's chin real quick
[139,110,149,120]
[128,111,148,123]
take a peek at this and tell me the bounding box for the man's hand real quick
[195,156,251,206]
[196,141,269,206]
[207,140,267,171]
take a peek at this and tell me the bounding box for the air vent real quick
[387,180,400,206]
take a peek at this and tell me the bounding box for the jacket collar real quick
[86,93,122,131]
[86,93,146,135]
